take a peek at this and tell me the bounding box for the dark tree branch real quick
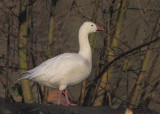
[94,37,160,82]
[128,7,160,13]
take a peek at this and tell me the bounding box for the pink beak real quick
[96,26,104,31]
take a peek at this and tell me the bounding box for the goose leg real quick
[64,89,77,106]
[57,90,62,105]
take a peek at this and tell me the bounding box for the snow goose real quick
[18,21,104,105]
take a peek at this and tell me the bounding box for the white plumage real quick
[18,21,104,105]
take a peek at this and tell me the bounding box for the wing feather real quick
[18,53,86,82]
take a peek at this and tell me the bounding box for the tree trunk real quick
[47,0,57,57]
[18,0,33,103]
[93,0,128,106]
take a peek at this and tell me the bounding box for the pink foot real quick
[64,102,77,106]
[64,90,77,106]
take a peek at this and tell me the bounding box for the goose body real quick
[18,22,104,105]
[22,53,91,90]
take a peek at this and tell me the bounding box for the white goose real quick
[18,22,104,105]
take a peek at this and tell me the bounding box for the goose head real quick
[80,22,104,34]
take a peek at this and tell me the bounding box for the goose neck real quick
[78,30,92,63]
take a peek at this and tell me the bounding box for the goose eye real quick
[91,25,93,26]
